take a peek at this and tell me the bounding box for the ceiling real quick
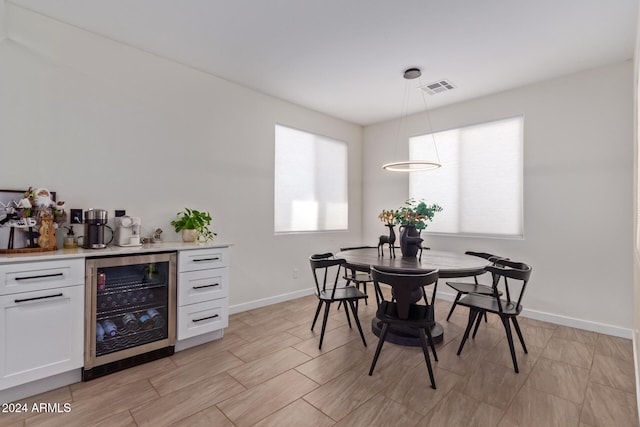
[7,0,639,125]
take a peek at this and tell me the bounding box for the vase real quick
[399,225,423,257]
[181,229,197,243]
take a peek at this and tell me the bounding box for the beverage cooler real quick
[83,252,176,380]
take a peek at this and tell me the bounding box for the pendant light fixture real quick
[382,67,442,172]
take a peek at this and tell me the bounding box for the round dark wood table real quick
[336,247,490,346]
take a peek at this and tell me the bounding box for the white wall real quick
[0,5,363,310]
[0,2,6,39]
[364,62,634,336]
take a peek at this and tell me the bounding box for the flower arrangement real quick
[379,198,442,231]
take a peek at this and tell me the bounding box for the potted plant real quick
[379,199,442,257]
[170,208,216,242]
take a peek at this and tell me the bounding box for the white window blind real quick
[410,115,523,238]
[274,125,348,233]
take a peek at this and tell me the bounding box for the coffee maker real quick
[115,216,142,247]
[83,209,113,249]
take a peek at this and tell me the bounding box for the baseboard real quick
[433,289,633,339]
[1,369,81,403]
[229,288,315,315]
[175,329,224,352]
[230,286,632,339]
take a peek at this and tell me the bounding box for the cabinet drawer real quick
[178,248,228,272]
[0,258,84,295]
[178,268,228,307]
[177,298,228,340]
[0,285,84,390]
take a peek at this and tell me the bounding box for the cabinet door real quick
[0,285,84,390]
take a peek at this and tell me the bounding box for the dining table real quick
[335,247,491,346]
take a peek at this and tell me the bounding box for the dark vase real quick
[399,225,423,257]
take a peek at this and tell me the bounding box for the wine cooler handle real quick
[192,283,220,290]
[15,272,64,281]
[192,314,219,323]
[193,257,220,262]
[15,293,63,303]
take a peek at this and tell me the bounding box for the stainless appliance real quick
[83,209,113,249]
[84,252,176,380]
[115,216,142,247]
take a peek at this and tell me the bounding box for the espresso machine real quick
[115,215,142,247]
[83,209,113,249]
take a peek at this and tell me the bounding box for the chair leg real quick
[369,323,389,375]
[501,316,519,373]
[424,323,438,362]
[311,300,323,330]
[343,300,352,328]
[418,328,436,389]
[483,311,489,322]
[511,317,528,354]
[348,300,367,347]
[362,283,368,305]
[472,310,484,338]
[457,309,480,355]
[446,292,462,321]
[318,302,332,350]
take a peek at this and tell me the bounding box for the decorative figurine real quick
[378,223,396,258]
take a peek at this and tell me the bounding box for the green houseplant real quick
[171,208,216,242]
[392,199,442,231]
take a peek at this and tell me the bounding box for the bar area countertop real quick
[0,241,233,264]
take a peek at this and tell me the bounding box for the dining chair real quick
[444,251,504,321]
[340,246,376,305]
[455,259,532,373]
[368,266,440,389]
[309,253,368,350]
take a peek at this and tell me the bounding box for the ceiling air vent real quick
[420,79,456,95]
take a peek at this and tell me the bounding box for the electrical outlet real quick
[70,209,83,224]
[293,268,299,279]
[115,210,126,217]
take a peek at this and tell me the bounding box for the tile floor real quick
[1,290,638,427]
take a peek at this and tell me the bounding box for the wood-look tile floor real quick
[2,289,638,427]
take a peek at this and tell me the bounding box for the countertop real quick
[0,241,232,264]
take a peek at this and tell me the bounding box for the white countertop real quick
[0,241,232,264]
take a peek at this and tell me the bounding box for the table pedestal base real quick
[371,317,444,346]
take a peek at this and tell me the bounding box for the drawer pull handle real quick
[193,257,220,262]
[15,272,64,281]
[192,283,220,290]
[192,314,219,323]
[15,293,63,303]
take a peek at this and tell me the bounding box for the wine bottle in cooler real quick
[147,309,164,328]
[96,322,105,342]
[103,319,118,337]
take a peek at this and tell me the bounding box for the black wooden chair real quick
[368,266,440,389]
[456,259,532,373]
[340,246,375,305]
[445,251,505,321]
[309,253,368,350]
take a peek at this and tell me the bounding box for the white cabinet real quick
[0,259,84,391]
[177,247,229,341]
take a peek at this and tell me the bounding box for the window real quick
[410,115,523,238]
[274,125,348,233]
